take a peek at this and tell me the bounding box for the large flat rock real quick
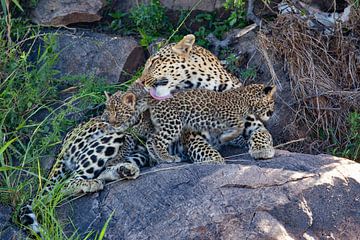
[58,150,360,239]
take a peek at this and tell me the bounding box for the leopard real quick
[102,90,226,164]
[139,34,242,100]
[132,34,273,156]
[19,117,151,236]
[103,82,276,163]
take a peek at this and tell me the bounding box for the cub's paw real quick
[88,179,105,192]
[247,127,275,160]
[249,147,275,160]
[156,151,182,163]
[211,155,225,164]
[117,163,140,179]
[69,179,105,195]
[199,155,225,164]
[166,155,182,163]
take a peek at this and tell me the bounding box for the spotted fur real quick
[104,83,276,163]
[19,117,150,235]
[101,98,226,164]
[140,34,242,99]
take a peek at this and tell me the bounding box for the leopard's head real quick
[101,91,137,127]
[139,34,197,99]
[246,84,276,122]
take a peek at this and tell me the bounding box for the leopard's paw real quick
[250,147,275,160]
[117,163,140,179]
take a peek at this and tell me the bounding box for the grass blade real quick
[97,210,115,240]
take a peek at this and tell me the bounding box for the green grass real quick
[330,111,360,161]
[106,0,247,48]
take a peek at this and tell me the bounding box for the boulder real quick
[53,31,145,84]
[32,0,106,26]
[58,150,360,239]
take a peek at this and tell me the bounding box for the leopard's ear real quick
[104,91,110,101]
[172,34,195,57]
[263,85,276,99]
[122,92,136,109]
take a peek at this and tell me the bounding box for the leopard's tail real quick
[19,198,41,235]
[19,160,66,237]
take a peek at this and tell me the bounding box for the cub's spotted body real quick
[19,117,150,235]
[105,83,276,163]
[141,34,242,99]
[102,90,227,164]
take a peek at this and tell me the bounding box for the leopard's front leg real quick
[183,131,224,164]
[248,127,275,159]
[65,177,105,196]
[146,127,182,163]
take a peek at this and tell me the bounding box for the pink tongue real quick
[149,88,172,100]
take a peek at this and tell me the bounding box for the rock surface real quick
[59,150,360,239]
[0,205,24,239]
[53,31,145,84]
[113,0,226,12]
[32,0,106,26]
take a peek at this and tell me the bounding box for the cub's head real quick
[246,84,276,122]
[101,91,137,127]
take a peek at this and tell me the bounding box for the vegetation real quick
[331,112,360,160]
[0,1,138,238]
[107,0,247,48]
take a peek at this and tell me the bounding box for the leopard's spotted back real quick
[140,34,242,98]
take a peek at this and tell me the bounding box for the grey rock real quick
[58,150,360,239]
[113,0,226,12]
[53,31,145,84]
[32,0,106,26]
[0,204,24,240]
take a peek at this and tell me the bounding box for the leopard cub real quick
[111,83,276,163]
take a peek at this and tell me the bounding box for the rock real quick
[53,31,145,84]
[58,151,360,239]
[113,0,226,13]
[0,204,24,239]
[32,0,106,26]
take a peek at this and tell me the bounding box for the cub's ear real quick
[122,92,136,109]
[172,34,195,57]
[104,91,110,101]
[263,85,276,98]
